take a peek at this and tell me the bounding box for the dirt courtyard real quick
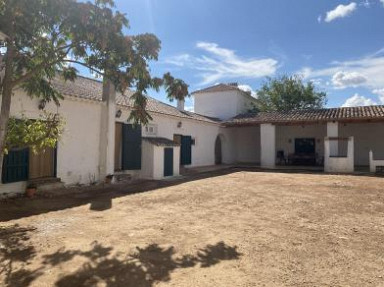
[1,169,384,286]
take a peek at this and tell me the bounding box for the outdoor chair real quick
[276,150,287,165]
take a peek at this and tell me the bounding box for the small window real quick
[191,138,196,146]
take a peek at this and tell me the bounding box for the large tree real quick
[255,75,327,112]
[0,0,188,178]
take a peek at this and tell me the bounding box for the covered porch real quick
[227,119,384,174]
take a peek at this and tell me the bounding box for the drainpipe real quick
[99,78,116,182]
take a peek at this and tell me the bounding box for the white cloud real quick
[164,54,192,67]
[372,88,384,103]
[380,0,384,6]
[332,71,367,88]
[299,50,384,91]
[342,93,377,107]
[185,105,194,112]
[165,42,279,85]
[325,2,357,22]
[238,84,257,98]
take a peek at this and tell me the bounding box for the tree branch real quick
[62,60,106,77]
[11,46,74,87]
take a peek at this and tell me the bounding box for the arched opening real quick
[215,135,222,165]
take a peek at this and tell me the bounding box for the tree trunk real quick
[0,84,13,183]
[0,25,15,183]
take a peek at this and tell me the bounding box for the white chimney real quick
[177,99,185,111]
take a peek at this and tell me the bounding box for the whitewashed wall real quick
[276,124,327,157]
[260,124,276,167]
[141,142,180,180]
[339,122,384,166]
[2,95,226,194]
[324,137,354,173]
[116,108,223,168]
[218,128,237,164]
[0,90,103,194]
[152,145,180,180]
[369,150,384,172]
[234,126,260,164]
[141,141,154,179]
[194,90,256,120]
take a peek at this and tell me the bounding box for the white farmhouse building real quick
[1,78,384,196]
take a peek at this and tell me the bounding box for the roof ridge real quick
[75,74,103,84]
[144,95,220,121]
[52,76,220,124]
[191,83,238,94]
[227,105,384,126]
[253,105,384,114]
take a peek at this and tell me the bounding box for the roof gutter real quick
[224,117,384,127]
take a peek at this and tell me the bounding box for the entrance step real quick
[114,173,133,183]
[179,166,190,175]
[28,177,65,192]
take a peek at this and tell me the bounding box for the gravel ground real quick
[1,169,384,286]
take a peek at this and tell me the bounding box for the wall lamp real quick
[115,109,122,118]
[38,100,46,110]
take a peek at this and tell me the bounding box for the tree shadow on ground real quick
[1,234,241,287]
[0,225,42,287]
[41,241,241,287]
[0,168,239,222]
[3,166,363,222]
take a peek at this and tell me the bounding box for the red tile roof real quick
[52,76,384,126]
[225,106,384,126]
[52,76,220,124]
[142,137,180,147]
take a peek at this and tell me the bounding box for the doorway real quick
[215,135,222,165]
[115,123,142,171]
[29,147,56,179]
[173,134,192,165]
[293,138,316,165]
[164,148,174,177]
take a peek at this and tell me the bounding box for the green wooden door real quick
[2,148,29,184]
[180,136,192,165]
[164,148,174,177]
[122,124,142,170]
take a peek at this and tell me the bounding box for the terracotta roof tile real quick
[52,76,220,124]
[226,106,384,126]
[142,137,180,147]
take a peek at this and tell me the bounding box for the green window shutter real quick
[2,148,29,184]
[180,136,192,165]
[122,124,142,170]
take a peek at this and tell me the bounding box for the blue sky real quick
[90,0,384,110]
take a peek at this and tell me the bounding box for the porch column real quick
[327,121,338,155]
[260,123,276,168]
[99,79,116,181]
